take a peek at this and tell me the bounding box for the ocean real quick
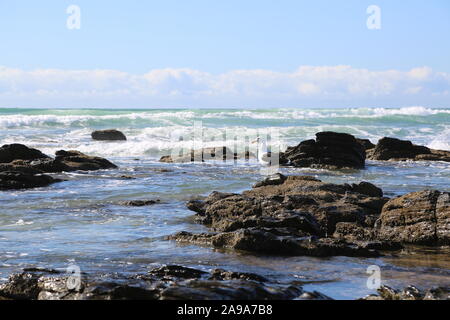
[0,106,449,299]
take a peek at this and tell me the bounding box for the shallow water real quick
[0,107,449,299]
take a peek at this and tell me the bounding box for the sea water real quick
[0,107,449,299]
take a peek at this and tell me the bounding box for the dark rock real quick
[118,200,160,207]
[0,146,117,176]
[159,147,251,163]
[367,137,450,162]
[377,190,449,245]
[0,144,50,163]
[209,269,268,282]
[189,175,387,236]
[298,291,333,300]
[91,129,127,141]
[168,229,380,258]
[0,171,60,190]
[148,265,207,280]
[281,132,366,169]
[349,182,383,198]
[160,280,302,300]
[0,266,312,301]
[356,138,376,151]
[361,285,449,300]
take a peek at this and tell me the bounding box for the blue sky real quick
[0,0,449,108]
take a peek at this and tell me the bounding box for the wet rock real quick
[0,144,50,164]
[356,138,376,151]
[281,132,366,169]
[168,229,380,257]
[188,174,388,236]
[0,171,61,190]
[349,182,383,198]
[159,147,250,163]
[91,129,127,141]
[160,280,302,300]
[298,291,333,300]
[0,146,117,176]
[367,137,450,162]
[118,200,160,207]
[209,269,268,282]
[361,285,449,300]
[0,266,310,301]
[377,190,450,245]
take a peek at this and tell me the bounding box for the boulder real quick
[377,190,450,245]
[367,137,450,162]
[0,144,50,163]
[0,171,60,190]
[281,132,366,169]
[187,174,388,235]
[91,129,127,141]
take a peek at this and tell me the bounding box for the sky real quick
[0,0,450,108]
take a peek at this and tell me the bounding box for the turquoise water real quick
[0,107,449,299]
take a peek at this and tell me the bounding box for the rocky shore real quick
[1,132,449,300]
[0,266,447,300]
[170,173,448,256]
[0,144,117,190]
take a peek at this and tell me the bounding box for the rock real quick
[148,265,207,280]
[168,229,381,257]
[118,200,160,207]
[361,285,449,300]
[0,144,50,163]
[349,182,383,198]
[188,174,388,236]
[159,147,248,163]
[0,266,313,301]
[209,269,268,282]
[0,171,61,190]
[0,145,117,175]
[356,138,376,151]
[160,280,302,300]
[281,132,366,169]
[298,291,333,300]
[367,137,450,162]
[377,190,450,245]
[91,129,127,141]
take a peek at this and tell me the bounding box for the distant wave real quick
[1,107,449,157]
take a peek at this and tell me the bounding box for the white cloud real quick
[0,65,449,107]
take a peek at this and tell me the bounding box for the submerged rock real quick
[0,171,61,190]
[281,132,366,169]
[118,200,161,207]
[377,190,450,245]
[367,137,450,162]
[91,129,127,141]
